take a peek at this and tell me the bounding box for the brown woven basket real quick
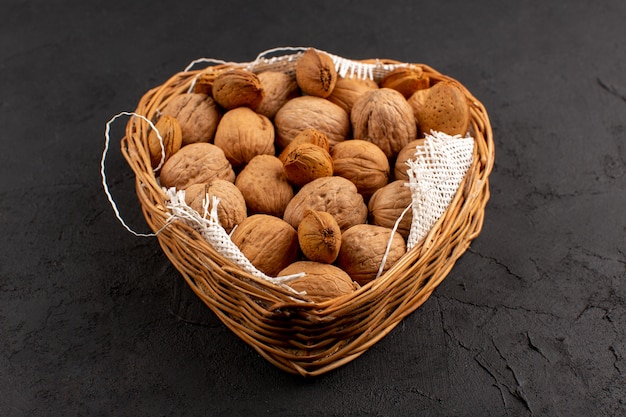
[118,49,494,376]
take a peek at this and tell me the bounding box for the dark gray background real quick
[1,0,624,415]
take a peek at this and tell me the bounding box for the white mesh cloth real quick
[405,131,475,250]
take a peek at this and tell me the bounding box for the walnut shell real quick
[330,139,390,198]
[212,68,264,110]
[184,180,247,233]
[368,180,414,239]
[297,210,341,264]
[295,48,337,98]
[337,224,407,285]
[408,81,470,136]
[274,96,350,149]
[160,93,221,145]
[148,115,182,169]
[393,138,425,181]
[283,143,334,187]
[191,68,219,95]
[159,143,235,189]
[278,261,357,303]
[283,176,367,232]
[379,66,430,99]
[351,88,417,158]
[277,128,330,163]
[235,155,294,218]
[213,107,275,167]
[327,75,379,114]
[255,71,300,119]
[230,214,299,277]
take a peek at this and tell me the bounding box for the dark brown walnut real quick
[393,138,425,181]
[255,71,300,119]
[351,88,417,158]
[337,224,407,285]
[211,68,264,110]
[274,96,350,149]
[283,143,334,187]
[278,261,358,303]
[213,107,275,167]
[379,66,430,99]
[277,128,330,163]
[330,139,390,198]
[327,75,379,114]
[297,210,342,264]
[408,80,470,136]
[235,155,294,218]
[230,214,299,277]
[368,180,414,240]
[295,48,337,98]
[283,176,368,232]
[160,93,221,145]
[184,180,247,233]
[159,143,235,189]
[147,115,182,170]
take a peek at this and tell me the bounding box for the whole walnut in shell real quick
[148,115,182,170]
[337,224,407,285]
[295,48,337,98]
[283,143,334,187]
[327,75,379,114]
[274,96,350,149]
[230,214,299,277]
[278,128,330,163]
[351,88,417,158]
[283,176,367,232]
[330,139,389,198]
[368,180,414,239]
[160,93,221,145]
[297,210,341,264]
[235,155,294,218]
[255,71,300,119]
[184,180,247,233]
[393,138,425,182]
[278,261,358,303]
[213,107,275,167]
[379,66,430,99]
[159,143,235,189]
[212,68,264,110]
[408,80,470,136]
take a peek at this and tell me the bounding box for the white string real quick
[183,57,232,72]
[375,201,413,279]
[253,46,308,62]
[101,111,166,237]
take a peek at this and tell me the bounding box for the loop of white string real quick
[101,111,167,237]
[376,201,414,280]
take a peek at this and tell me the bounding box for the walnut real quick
[230,214,299,277]
[368,180,414,239]
[160,93,221,145]
[184,180,247,233]
[408,80,470,136]
[337,224,407,285]
[211,68,264,110]
[278,261,358,303]
[295,48,337,98]
[351,88,417,158]
[147,115,182,170]
[159,143,235,189]
[379,66,430,99]
[235,155,294,218]
[277,128,330,163]
[330,139,389,198]
[255,71,300,119]
[393,138,425,181]
[282,142,334,187]
[274,96,350,149]
[327,75,379,114]
[297,210,341,264]
[283,176,367,232]
[213,107,275,167]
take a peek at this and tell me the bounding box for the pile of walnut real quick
[150,48,471,303]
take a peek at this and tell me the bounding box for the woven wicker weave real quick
[119,50,494,376]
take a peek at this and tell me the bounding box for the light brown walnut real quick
[330,139,389,198]
[393,138,425,182]
[408,80,470,136]
[159,143,235,189]
[278,261,358,303]
[160,93,221,145]
[368,180,414,240]
[184,180,247,233]
[255,71,300,119]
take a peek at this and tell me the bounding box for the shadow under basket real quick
[119,51,495,377]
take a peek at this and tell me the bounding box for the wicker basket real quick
[118,49,494,376]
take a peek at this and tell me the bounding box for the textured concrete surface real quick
[1,0,624,415]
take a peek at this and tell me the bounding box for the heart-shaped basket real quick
[112,48,494,376]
